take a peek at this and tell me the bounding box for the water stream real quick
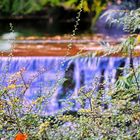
[0,56,139,114]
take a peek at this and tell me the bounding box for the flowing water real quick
[0,56,139,114]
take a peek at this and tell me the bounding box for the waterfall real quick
[0,56,139,114]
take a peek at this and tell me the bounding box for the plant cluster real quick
[0,0,111,15]
[0,2,140,140]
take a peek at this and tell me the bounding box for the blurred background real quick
[0,0,140,114]
[0,0,139,36]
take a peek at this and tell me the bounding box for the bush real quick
[0,3,140,140]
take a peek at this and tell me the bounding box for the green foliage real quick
[0,0,110,20]
[101,7,140,34]
[122,8,140,33]
[0,0,60,15]
[1,2,140,140]
[62,0,111,26]
[0,0,114,29]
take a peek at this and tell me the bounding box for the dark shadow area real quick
[0,7,91,36]
[57,63,76,108]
